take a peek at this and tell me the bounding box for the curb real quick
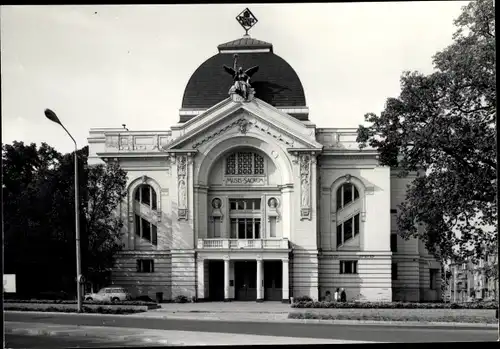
[5,310,497,328]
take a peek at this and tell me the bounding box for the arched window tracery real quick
[225,151,265,176]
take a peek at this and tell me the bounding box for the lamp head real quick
[44,109,61,125]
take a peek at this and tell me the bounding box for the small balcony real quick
[197,238,289,250]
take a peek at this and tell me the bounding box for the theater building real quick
[87,11,441,303]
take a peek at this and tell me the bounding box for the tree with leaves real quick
[357,0,496,269]
[3,141,128,296]
[82,161,127,291]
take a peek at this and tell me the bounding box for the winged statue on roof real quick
[223,54,259,101]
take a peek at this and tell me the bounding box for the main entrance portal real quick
[208,260,224,301]
[234,261,257,301]
[264,261,282,301]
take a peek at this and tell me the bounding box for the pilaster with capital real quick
[176,155,188,221]
[299,154,312,220]
[187,154,194,225]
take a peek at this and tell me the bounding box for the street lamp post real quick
[44,108,83,313]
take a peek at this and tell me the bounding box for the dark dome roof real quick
[181,36,307,119]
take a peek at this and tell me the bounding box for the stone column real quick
[197,258,205,300]
[282,258,289,303]
[256,258,264,302]
[224,257,230,301]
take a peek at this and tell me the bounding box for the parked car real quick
[84,287,131,302]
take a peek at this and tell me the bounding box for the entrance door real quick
[264,261,282,301]
[208,260,224,301]
[234,261,257,301]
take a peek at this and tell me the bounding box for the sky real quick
[1,2,469,154]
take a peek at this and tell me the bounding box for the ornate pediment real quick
[165,100,323,152]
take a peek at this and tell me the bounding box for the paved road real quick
[5,312,497,343]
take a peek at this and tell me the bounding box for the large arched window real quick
[135,184,157,210]
[134,184,158,246]
[225,151,265,175]
[336,183,359,210]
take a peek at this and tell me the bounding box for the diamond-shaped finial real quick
[236,8,258,36]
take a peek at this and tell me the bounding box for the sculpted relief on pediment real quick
[190,116,300,150]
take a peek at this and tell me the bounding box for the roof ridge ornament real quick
[236,8,258,36]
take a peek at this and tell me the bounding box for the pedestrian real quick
[324,291,332,302]
[334,288,340,302]
[340,288,347,302]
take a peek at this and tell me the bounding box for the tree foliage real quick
[83,161,127,280]
[357,0,496,265]
[3,141,127,295]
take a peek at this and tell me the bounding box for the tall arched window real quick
[225,151,265,175]
[135,184,157,210]
[336,183,359,210]
[134,184,158,246]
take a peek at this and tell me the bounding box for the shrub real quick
[4,299,157,306]
[287,311,497,324]
[4,304,144,314]
[173,295,189,303]
[291,301,498,309]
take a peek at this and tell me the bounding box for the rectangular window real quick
[135,214,141,236]
[390,209,397,214]
[344,217,353,241]
[269,217,276,238]
[230,201,237,210]
[254,219,261,239]
[142,218,151,241]
[344,184,353,206]
[430,269,438,290]
[152,190,157,210]
[141,186,150,206]
[213,217,221,238]
[391,234,398,252]
[137,259,154,273]
[354,214,360,236]
[230,218,237,238]
[340,261,358,274]
[253,199,261,210]
[238,219,246,239]
[246,218,253,238]
[392,263,398,280]
[237,200,245,210]
[336,224,342,247]
[152,224,158,245]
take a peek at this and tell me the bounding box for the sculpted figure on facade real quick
[177,155,188,220]
[223,54,259,101]
[300,154,311,219]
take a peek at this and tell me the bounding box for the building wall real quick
[90,123,441,303]
[317,157,392,302]
[111,251,172,300]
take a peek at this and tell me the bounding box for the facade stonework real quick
[87,33,441,303]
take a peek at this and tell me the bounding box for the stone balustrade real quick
[104,132,173,152]
[197,238,289,249]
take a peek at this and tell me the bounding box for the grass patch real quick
[287,311,497,324]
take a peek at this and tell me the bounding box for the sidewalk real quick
[4,321,374,345]
[129,302,498,328]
